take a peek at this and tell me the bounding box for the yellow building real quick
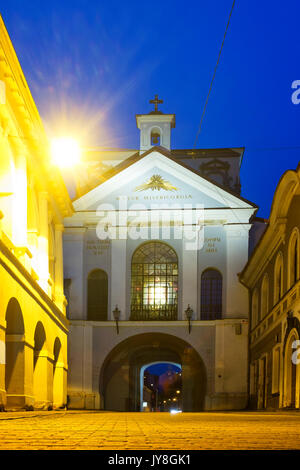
[0,17,73,410]
[240,164,300,409]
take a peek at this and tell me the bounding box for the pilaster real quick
[54,224,65,311]
[37,191,50,293]
[63,227,86,319]
[0,322,6,407]
[224,224,251,318]
[181,239,198,320]
[12,150,27,247]
[110,237,127,320]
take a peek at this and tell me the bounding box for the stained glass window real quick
[130,242,178,320]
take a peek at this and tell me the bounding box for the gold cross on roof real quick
[149,94,163,112]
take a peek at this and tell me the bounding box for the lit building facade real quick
[240,164,300,409]
[0,18,73,410]
[64,100,257,411]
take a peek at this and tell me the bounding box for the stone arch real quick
[269,170,299,225]
[140,361,181,411]
[5,298,25,409]
[33,321,49,408]
[274,252,284,305]
[287,227,300,289]
[99,332,206,412]
[283,327,300,408]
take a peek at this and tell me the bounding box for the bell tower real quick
[136,95,175,153]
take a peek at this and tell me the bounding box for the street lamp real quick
[113,305,121,334]
[51,137,81,168]
[185,304,193,334]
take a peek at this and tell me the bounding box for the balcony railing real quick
[130,305,177,321]
[251,279,300,345]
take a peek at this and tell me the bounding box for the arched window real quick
[288,229,299,289]
[261,274,269,319]
[252,288,259,327]
[87,269,108,320]
[150,127,161,146]
[130,242,178,320]
[274,253,284,304]
[200,269,222,320]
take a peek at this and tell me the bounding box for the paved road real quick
[0,410,299,450]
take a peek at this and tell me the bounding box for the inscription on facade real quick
[116,194,192,201]
[204,237,221,253]
[86,239,110,255]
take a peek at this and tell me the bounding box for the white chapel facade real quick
[63,98,257,411]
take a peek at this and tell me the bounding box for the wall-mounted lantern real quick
[185,304,193,334]
[113,305,121,334]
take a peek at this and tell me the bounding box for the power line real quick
[193,0,236,151]
[246,146,300,152]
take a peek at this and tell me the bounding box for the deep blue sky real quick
[146,363,181,377]
[1,0,300,217]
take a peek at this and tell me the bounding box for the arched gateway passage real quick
[100,333,206,411]
[141,362,182,412]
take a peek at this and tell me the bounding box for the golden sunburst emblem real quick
[134,174,178,192]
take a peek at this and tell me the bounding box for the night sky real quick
[146,363,181,377]
[1,0,300,217]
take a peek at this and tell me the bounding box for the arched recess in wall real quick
[33,321,48,408]
[150,126,162,146]
[288,228,300,289]
[200,268,222,320]
[260,274,269,320]
[274,252,284,305]
[283,328,300,408]
[87,269,108,320]
[5,298,25,408]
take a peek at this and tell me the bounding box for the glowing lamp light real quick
[51,137,81,168]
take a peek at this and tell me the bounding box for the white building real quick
[63,98,257,411]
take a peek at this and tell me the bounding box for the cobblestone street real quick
[0,410,299,450]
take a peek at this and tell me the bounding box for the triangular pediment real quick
[73,147,256,212]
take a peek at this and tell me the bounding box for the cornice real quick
[0,233,69,333]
